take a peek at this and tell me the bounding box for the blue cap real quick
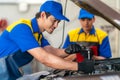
[40,1,69,22]
[78,8,94,19]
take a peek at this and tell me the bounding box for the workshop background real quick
[0,0,120,74]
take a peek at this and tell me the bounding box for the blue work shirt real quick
[0,18,50,58]
[63,27,112,59]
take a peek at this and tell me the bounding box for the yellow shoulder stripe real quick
[6,19,32,32]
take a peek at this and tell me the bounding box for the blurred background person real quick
[63,8,112,62]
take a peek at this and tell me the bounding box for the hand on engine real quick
[65,44,82,54]
[78,60,94,73]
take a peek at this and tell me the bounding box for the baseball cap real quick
[40,1,69,22]
[78,8,94,19]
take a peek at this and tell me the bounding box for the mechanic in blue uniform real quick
[63,8,112,62]
[0,1,95,80]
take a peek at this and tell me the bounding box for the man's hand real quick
[92,55,106,60]
[65,44,82,54]
[78,60,94,73]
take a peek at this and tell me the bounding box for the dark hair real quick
[35,12,51,19]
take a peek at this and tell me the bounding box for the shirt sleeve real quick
[41,35,50,47]
[62,35,72,48]
[9,24,40,52]
[99,36,112,58]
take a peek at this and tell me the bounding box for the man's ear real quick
[40,11,46,19]
[93,17,95,23]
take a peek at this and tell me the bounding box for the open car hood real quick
[71,0,120,30]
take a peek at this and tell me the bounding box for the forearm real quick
[43,43,82,58]
[92,55,106,60]
[46,54,77,70]
[43,46,68,58]
[28,47,77,71]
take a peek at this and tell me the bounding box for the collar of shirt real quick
[31,18,41,34]
[79,26,96,35]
